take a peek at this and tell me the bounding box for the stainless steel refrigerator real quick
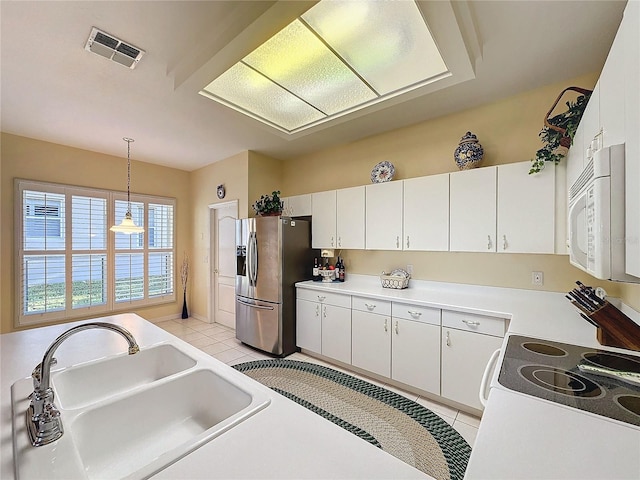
[235,216,313,356]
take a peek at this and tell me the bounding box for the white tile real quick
[382,384,419,402]
[200,342,232,355]
[247,351,275,360]
[180,331,206,342]
[227,355,256,366]
[159,323,195,336]
[452,420,478,448]
[211,330,236,341]
[415,396,459,419]
[213,348,246,363]
[179,318,210,328]
[187,336,218,349]
[189,322,218,332]
[455,411,481,428]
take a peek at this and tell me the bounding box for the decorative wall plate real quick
[216,184,226,199]
[370,161,395,183]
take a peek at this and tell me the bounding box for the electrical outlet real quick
[406,264,413,275]
[532,271,544,286]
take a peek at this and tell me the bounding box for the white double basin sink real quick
[11,342,271,479]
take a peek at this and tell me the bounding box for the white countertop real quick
[1,313,427,480]
[297,275,640,479]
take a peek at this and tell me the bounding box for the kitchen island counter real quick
[1,313,428,480]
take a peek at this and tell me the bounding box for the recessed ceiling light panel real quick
[199,0,449,134]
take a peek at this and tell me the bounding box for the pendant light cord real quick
[124,137,134,213]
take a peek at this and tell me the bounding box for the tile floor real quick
[154,317,481,447]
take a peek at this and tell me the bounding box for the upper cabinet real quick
[403,174,449,251]
[282,194,312,217]
[336,186,366,249]
[366,181,403,250]
[311,190,336,248]
[497,162,556,254]
[450,166,497,252]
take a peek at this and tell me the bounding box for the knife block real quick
[590,303,640,351]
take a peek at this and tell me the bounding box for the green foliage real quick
[252,191,283,215]
[529,92,591,174]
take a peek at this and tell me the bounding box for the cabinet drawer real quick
[352,296,391,316]
[442,310,507,337]
[296,288,351,308]
[391,302,440,326]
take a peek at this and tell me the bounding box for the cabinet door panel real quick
[351,310,391,377]
[321,304,352,364]
[392,319,440,395]
[497,162,555,254]
[450,167,497,252]
[441,328,502,410]
[296,299,321,353]
[365,181,403,250]
[337,186,365,249]
[403,174,449,251]
[311,190,336,248]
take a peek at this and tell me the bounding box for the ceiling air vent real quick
[84,27,145,69]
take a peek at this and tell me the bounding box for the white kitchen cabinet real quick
[365,181,403,250]
[282,194,312,217]
[623,0,640,277]
[321,303,352,364]
[497,161,556,254]
[441,310,506,410]
[351,298,392,377]
[403,174,449,251]
[391,303,441,395]
[581,82,601,157]
[296,298,322,354]
[336,186,365,249]
[599,23,626,149]
[566,118,586,191]
[311,190,336,248]
[296,289,351,358]
[449,166,497,252]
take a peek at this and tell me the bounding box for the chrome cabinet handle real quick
[237,299,274,310]
[323,306,327,318]
[317,295,326,302]
[406,236,410,249]
[408,310,422,318]
[384,319,388,332]
[395,320,399,334]
[396,236,400,248]
[364,303,376,311]
[462,319,480,327]
[503,234,508,250]
[331,236,334,247]
[315,304,320,316]
[338,237,342,247]
[487,235,492,250]
[446,331,451,347]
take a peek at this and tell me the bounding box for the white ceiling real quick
[0,0,626,171]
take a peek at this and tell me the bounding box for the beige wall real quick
[278,72,640,311]
[189,151,249,320]
[247,151,283,217]
[0,133,192,333]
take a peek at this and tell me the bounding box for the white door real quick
[403,174,450,251]
[311,190,337,248]
[211,201,237,328]
[449,166,497,252]
[336,186,365,249]
[365,181,403,250]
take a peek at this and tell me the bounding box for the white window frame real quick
[15,179,176,327]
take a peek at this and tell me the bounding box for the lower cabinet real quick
[321,303,352,364]
[351,300,392,378]
[441,311,506,410]
[296,298,322,354]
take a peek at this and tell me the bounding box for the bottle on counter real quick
[313,257,320,281]
[338,257,345,282]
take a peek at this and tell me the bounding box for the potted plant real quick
[529,87,592,174]
[252,190,283,216]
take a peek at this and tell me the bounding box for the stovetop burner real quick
[499,335,640,428]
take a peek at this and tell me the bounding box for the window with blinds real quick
[16,180,176,326]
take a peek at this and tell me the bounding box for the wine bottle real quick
[338,257,345,282]
[313,257,319,281]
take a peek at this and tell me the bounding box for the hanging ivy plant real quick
[529,89,592,174]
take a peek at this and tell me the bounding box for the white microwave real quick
[568,143,639,282]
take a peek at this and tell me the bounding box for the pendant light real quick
[110,137,144,234]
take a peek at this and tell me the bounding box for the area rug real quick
[233,359,471,480]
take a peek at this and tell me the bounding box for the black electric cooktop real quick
[498,335,640,428]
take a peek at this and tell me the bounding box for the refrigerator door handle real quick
[246,231,257,286]
[250,231,258,285]
[237,298,275,310]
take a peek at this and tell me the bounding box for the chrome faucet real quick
[27,322,139,447]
